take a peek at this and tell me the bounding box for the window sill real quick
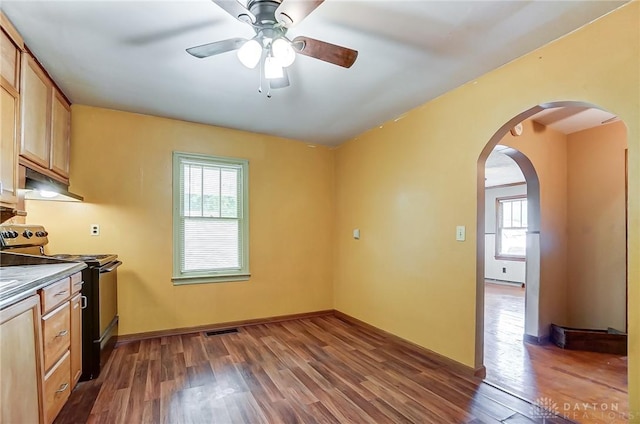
[172,274,251,285]
[494,255,525,262]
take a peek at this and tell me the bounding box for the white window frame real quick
[496,195,527,261]
[172,151,250,284]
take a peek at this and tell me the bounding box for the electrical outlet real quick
[90,224,100,236]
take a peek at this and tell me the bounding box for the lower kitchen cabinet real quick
[70,293,82,388]
[38,271,82,424]
[0,270,83,423]
[0,295,45,424]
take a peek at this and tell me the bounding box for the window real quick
[496,196,527,259]
[173,152,249,284]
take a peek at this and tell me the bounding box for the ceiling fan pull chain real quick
[258,53,264,94]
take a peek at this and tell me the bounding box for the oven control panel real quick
[0,224,48,248]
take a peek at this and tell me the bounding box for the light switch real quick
[353,228,360,240]
[456,225,465,241]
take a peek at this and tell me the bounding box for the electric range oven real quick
[0,224,122,381]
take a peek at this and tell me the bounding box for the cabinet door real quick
[1,29,20,90]
[70,294,82,388]
[0,79,19,206]
[0,295,45,424]
[50,90,70,179]
[20,53,51,168]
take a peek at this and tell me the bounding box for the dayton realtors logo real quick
[531,397,632,421]
[530,397,560,419]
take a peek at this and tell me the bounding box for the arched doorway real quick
[476,101,629,418]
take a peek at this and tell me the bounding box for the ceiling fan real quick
[186,0,358,93]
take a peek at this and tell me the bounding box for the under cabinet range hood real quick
[23,168,83,202]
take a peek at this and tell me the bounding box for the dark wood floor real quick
[56,314,575,424]
[484,283,628,423]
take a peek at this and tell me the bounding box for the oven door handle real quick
[99,260,123,273]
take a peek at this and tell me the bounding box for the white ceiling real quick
[2,0,626,146]
[485,146,524,188]
[531,107,619,134]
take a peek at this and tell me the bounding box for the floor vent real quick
[204,328,239,337]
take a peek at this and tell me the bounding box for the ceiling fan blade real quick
[211,0,255,24]
[292,36,358,68]
[186,38,247,58]
[275,0,324,27]
[269,68,290,90]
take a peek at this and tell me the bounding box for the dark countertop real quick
[0,262,87,309]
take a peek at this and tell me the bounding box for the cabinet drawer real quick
[42,302,70,372]
[44,350,70,424]
[41,277,71,313]
[70,272,83,294]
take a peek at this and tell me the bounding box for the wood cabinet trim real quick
[0,12,25,51]
[0,75,18,99]
[70,294,82,389]
[17,156,69,185]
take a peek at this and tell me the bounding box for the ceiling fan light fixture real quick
[264,55,284,79]
[237,39,262,69]
[272,37,296,67]
[189,0,358,92]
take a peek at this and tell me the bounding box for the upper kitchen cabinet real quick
[50,90,70,178]
[20,52,71,184]
[20,54,50,170]
[0,80,19,207]
[0,15,23,208]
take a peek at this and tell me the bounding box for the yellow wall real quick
[333,2,639,416]
[567,121,628,331]
[501,120,569,337]
[26,106,335,335]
